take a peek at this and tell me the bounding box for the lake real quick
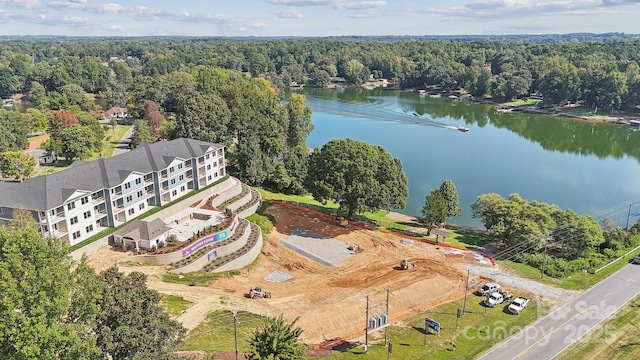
[300,87,640,228]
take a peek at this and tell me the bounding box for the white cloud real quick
[0,0,41,9]
[268,0,335,5]
[273,9,304,18]
[337,1,387,10]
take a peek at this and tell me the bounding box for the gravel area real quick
[466,265,578,301]
[282,227,355,266]
[264,270,295,283]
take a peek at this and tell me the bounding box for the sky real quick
[0,0,638,37]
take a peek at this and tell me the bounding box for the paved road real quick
[112,125,134,156]
[476,263,640,360]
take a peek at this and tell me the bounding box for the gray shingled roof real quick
[0,138,222,211]
[113,218,170,241]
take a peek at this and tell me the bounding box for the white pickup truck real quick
[484,292,505,308]
[508,297,529,314]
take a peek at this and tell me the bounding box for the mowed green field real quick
[556,295,640,360]
[180,290,545,359]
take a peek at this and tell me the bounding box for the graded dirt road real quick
[89,203,492,345]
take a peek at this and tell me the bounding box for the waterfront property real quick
[0,138,226,247]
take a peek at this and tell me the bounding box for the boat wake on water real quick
[306,96,458,129]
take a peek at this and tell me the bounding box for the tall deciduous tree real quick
[422,189,447,235]
[439,179,461,219]
[248,315,306,360]
[58,125,95,160]
[307,138,408,217]
[0,209,102,359]
[0,150,37,181]
[48,109,79,138]
[0,109,29,153]
[143,100,162,139]
[130,119,156,148]
[25,107,49,132]
[96,266,186,360]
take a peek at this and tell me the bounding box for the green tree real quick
[539,57,581,105]
[130,119,156,148]
[0,150,37,181]
[0,66,20,97]
[422,189,447,235]
[439,179,461,218]
[307,138,408,217]
[0,109,29,153]
[96,266,186,360]
[0,209,101,359]
[58,125,95,160]
[25,108,49,132]
[25,81,50,110]
[248,315,306,360]
[174,91,231,144]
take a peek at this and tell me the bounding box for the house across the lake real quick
[102,107,129,122]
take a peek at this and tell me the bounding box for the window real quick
[213,162,217,167]
[135,178,142,185]
[180,186,185,192]
[137,190,143,197]
[81,197,89,205]
[172,190,177,196]
[72,231,81,240]
[50,209,55,216]
[179,175,184,181]
[85,225,93,233]
[170,166,174,172]
[128,208,135,215]
[139,203,145,210]
[67,202,75,210]
[70,216,78,225]
[126,195,132,202]
[207,164,211,170]
[208,175,212,180]
[83,211,91,219]
[171,178,176,185]
[178,163,183,169]
[206,153,210,160]
[124,182,131,189]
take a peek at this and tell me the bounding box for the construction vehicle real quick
[399,259,416,270]
[337,216,349,227]
[347,243,363,253]
[248,286,271,299]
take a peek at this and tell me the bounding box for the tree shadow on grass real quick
[454,230,490,249]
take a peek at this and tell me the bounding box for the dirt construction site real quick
[89,203,495,345]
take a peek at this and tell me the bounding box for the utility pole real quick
[626,203,632,230]
[462,269,470,315]
[364,294,369,353]
[231,311,239,360]
[540,238,548,279]
[383,288,394,346]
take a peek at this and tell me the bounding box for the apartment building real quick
[0,138,225,247]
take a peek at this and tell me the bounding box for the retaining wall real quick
[145,177,237,222]
[169,219,252,273]
[279,238,337,267]
[212,180,243,208]
[213,223,263,273]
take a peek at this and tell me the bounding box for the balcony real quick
[51,211,65,223]
[92,196,105,204]
[144,177,154,185]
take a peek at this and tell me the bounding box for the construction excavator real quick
[399,259,416,270]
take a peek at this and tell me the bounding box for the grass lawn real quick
[160,294,193,317]
[504,98,543,106]
[180,292,544,359]
[180,310,268,353]
[257,188,339,214]
[102,124,131,157]
[557,106,614,120]
[555,295,640,360]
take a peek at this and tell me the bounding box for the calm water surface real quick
[301,88,640,228]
